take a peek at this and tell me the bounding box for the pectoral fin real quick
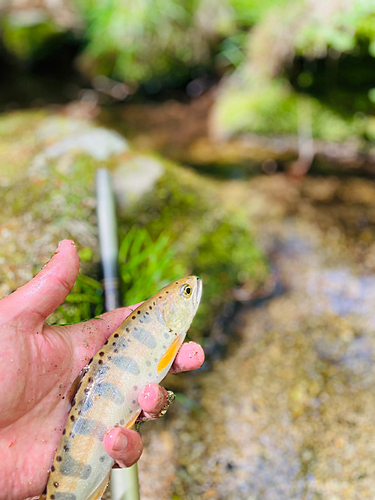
[157,334,183,373]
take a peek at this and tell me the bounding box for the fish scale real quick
[42,276,202,500]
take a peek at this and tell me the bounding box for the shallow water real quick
[138,174,375,500]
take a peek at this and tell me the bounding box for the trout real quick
[42,276,202,500]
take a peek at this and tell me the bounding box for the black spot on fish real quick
[132,399,136,404]
[70,415,75,422]
[53,482,59,488]
[149,306,152,310]
[114,333,119,338]
[114,349,118,353]
[108,355,112,360]
[112,342,117,346]
[71,398,76,406]
[63,445,69,452]
[99,455,106,462]
[88,377,93,383]
[98,360,103,365]
[99,352,104,357]
[51,465,55,472]
[132,316,135,319]
[62,429,66,435]
[126,327,130,332]
[104,340,108,345]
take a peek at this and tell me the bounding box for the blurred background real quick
[1,0,375,498]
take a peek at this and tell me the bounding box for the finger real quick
[0,240,79,327]
[104,427,143,468]
[138,383,167,418]
[66,304,142,366]
[169,341,205,374]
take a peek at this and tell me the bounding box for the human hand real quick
[0,240,204,500]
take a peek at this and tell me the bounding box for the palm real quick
[0,241,204,500]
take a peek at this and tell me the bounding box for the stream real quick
[136,174,375,500]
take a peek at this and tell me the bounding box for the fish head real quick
[160,276,202,333]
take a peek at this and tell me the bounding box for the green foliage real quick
[52,274,104,325]
[214,79,367,141]
[74,0,237,82]
[1,12,60,60]
[294,0,375,57]
[119,226,186,305]
[74,0,296,81]
[230,0,290,26]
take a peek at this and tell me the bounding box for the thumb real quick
[1,240,79,328]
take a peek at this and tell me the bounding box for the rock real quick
[111,155,165,210]
[42,127,128,160]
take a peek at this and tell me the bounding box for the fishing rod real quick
[96,168,140,500]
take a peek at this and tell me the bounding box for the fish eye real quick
[180,284,192,298]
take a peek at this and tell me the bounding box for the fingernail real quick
[113,432,128,453]
[54,241,63,255]
[157,388,166,407]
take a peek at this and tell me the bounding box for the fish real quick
[41,276,202,500]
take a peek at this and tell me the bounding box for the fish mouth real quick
[194,277,203,309]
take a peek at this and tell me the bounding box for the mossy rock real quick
[0,109,268,339]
